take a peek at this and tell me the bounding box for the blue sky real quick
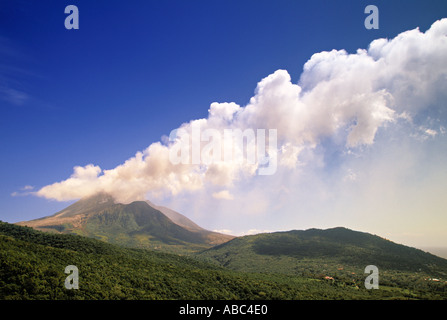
[1,1,447,247]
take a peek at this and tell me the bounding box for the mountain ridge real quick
[16,193,234,253]
[198,227,447,279]
[146,200,206,233]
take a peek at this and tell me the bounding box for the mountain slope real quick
[2,221,445,300]
[0,221,301,299]
[145,200,231,245]
[198,227,447,280]
[17,193,234,253]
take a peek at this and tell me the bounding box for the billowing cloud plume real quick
[34,19,447,207]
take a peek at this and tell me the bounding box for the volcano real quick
[17,192,234,253]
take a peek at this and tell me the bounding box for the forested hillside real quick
[1,222,446,300]
[198,228,447,297]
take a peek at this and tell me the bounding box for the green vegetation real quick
[1,222,446,300]
[79,201,215,253]
[198,228,447,298]
[19,195,233,254]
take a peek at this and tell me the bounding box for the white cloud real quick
[0,86,28,106]
[238,229,274,236]
[212,229,233,235]
[30,18,447,222]
[11,185,35,197]
[424,128,437,137]
[343,169,358,182]
[212,190,234,200]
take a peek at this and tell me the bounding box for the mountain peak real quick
[81,192,116,203]
[54,192,117,218]
[16,192,235,253]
